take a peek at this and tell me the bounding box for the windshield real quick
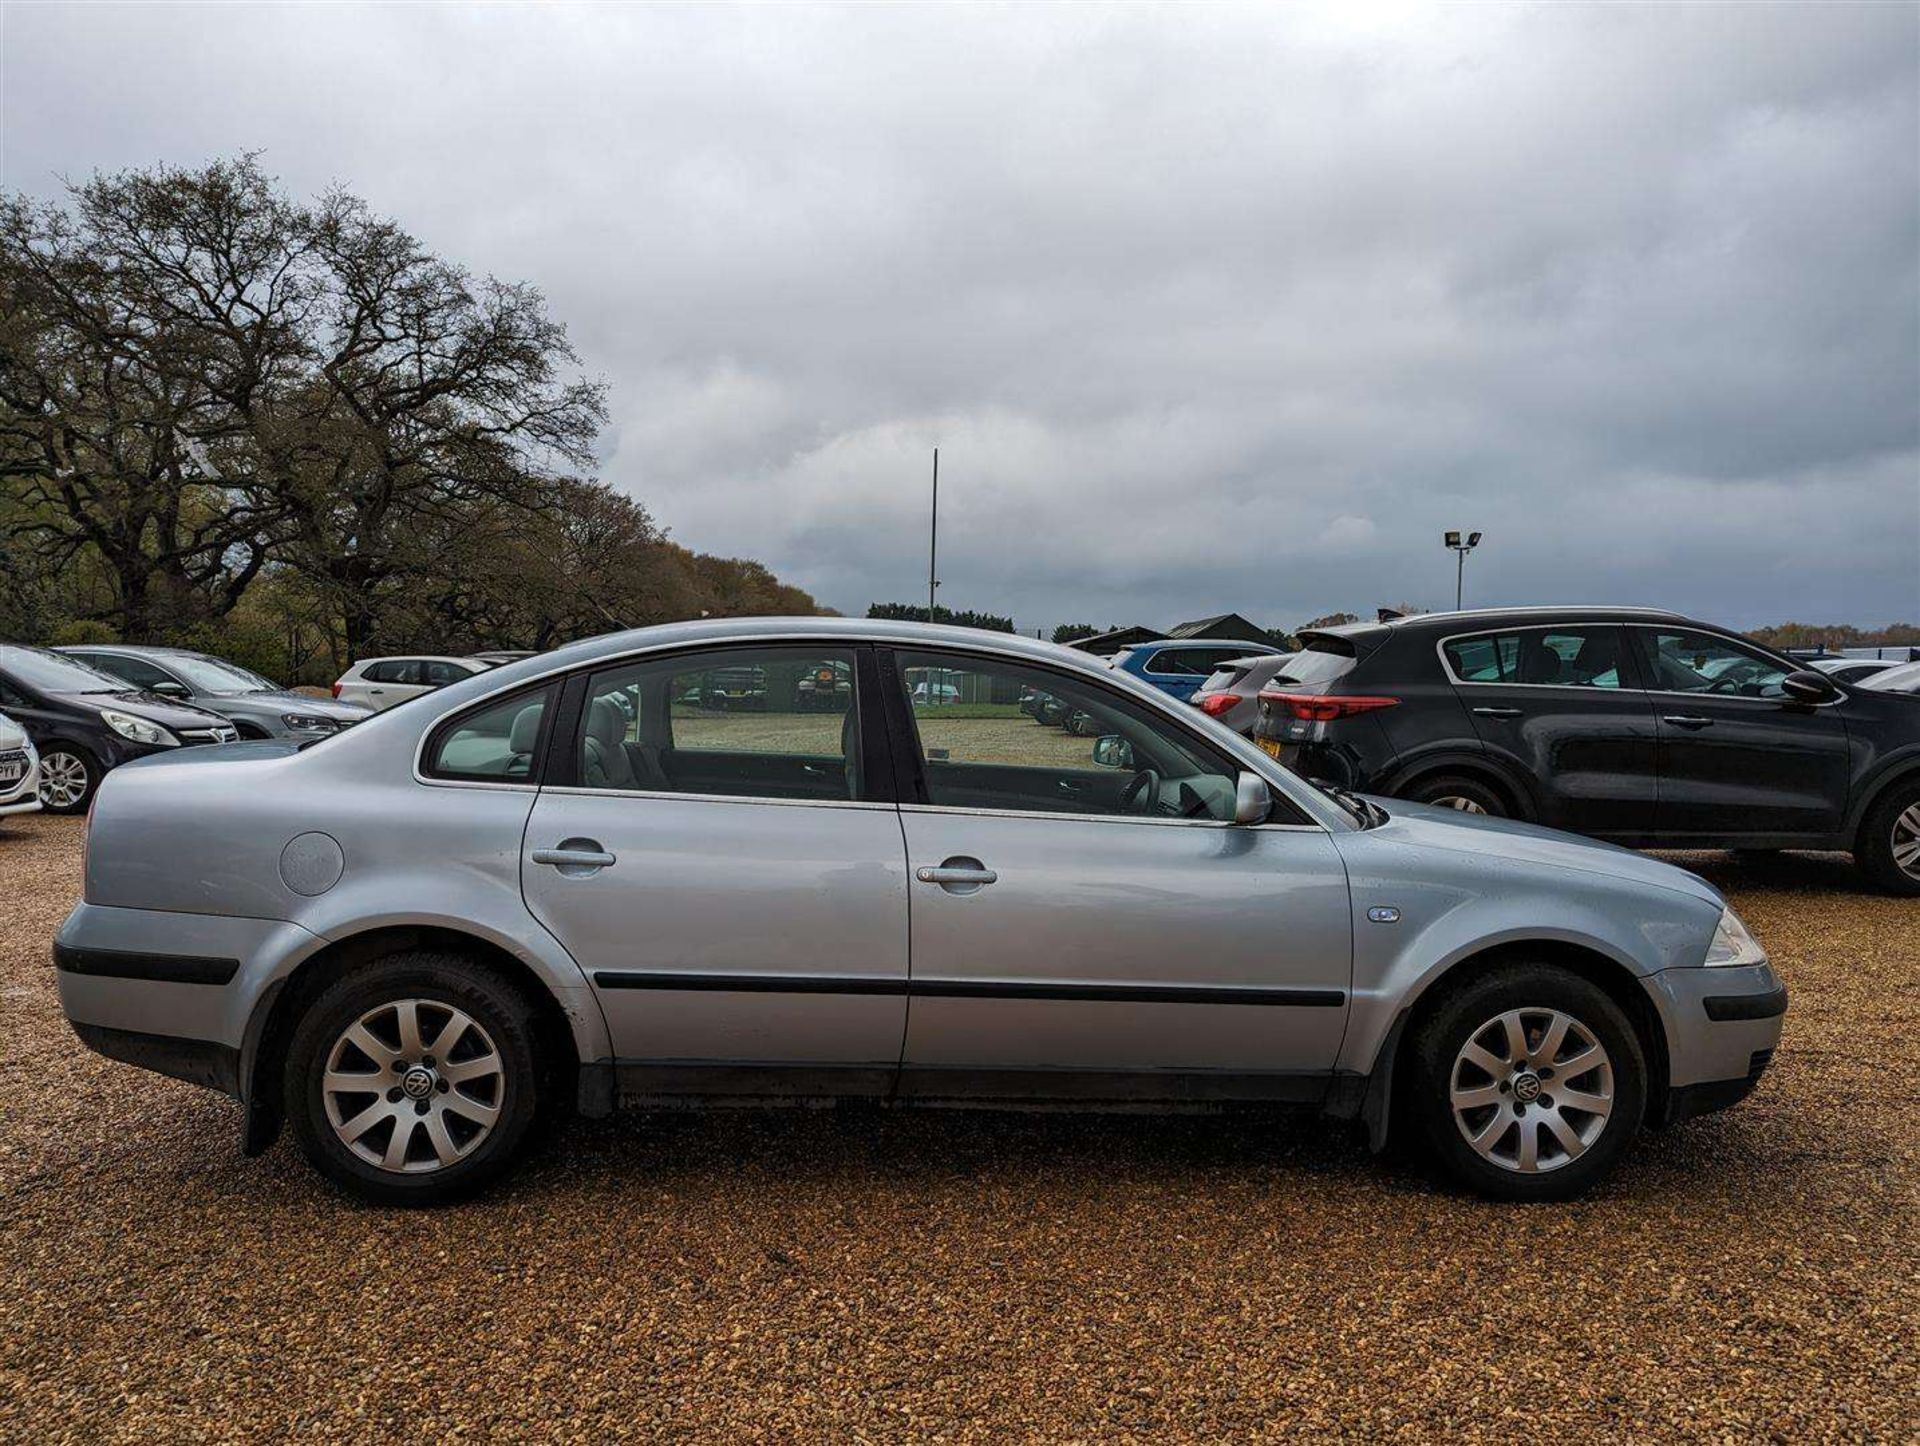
[0,645,129,694]
[167,654,278,693]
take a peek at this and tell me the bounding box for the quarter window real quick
[895,650,1242,822]
[425,686,554,781]
[1444,629,1626,689]
[577,647,862,801]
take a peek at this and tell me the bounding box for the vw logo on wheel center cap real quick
[401,1066,437,1100]
[1512,1072,1543,1102]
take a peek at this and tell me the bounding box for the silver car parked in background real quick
[1191,652,1299,733]
[57,644,370,738]
[0,708,41,825]
[56,619,1786,1205]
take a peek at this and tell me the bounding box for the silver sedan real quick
[55,618,1786,1204]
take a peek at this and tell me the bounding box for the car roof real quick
[351,654,489,666]
[1135,637,1277,651]
[55,643,202,658]
[1303,605,1695,644]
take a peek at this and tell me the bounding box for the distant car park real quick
[58,644,370,738]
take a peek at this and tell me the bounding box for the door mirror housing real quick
[1233,770,1272,825]
[1780,669,1838,705]
[1091,734,1135,770]
[149,680,190,699]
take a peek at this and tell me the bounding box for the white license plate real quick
[0,763,23,784]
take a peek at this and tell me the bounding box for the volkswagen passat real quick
[55,619,1787,1205]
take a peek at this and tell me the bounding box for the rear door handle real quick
[1472,707,1523,719]
[533,841,617,872]
[916,864,998,888]
[1663,715,1715,730]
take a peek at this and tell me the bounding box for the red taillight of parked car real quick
[330,682,343,698]
[1196,692,1238,717]
[1264,693,1400,722]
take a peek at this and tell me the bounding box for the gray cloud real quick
[5,2,1915,633]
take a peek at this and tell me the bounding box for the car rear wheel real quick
[1405,773,1508,817]
[37,745,98,814]
[1856,779,1920,896]
[1406,964,1646,1202]
[285,952,542,1205]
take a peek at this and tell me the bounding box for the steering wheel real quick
[1707,666,1757,695]
[1120,768,1163,815]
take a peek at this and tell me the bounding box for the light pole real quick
[1444,530,1482,610]
[927,448,939,623]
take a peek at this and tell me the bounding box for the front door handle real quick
[1663,715,1715,730]
[1473,706,1523,719]
[915,857,998,892]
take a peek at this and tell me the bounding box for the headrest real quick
[587,697,626,749]
[508,703,543,754]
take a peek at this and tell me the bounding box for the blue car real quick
[1109,638,1283,703]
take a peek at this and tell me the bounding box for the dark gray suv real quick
[59,645,370,740]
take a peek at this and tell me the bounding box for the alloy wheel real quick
[38,751,89,809]
[1892,803,1920,882]
[322,999,505,1174]
[1449,1007,1614,1173]
[1433,795,1488,815]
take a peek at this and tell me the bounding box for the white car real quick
[332,656,492,713]
[0,709,42,825]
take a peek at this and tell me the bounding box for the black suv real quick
[1251,606,1920,893]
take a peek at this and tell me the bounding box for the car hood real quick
[1359,796,1724,906]
[48,689,236,730]
[209,690,371,721]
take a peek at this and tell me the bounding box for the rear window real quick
[1267,643,1358,688]
[1200,664,1251,692]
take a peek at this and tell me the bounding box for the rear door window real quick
[1443,629,1626,689]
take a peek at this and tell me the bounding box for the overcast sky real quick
[5,2,1916,633]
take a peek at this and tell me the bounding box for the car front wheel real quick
[1406,964,1646,1201]
[37,745,99,813]
[284,952,542,1205]
[1405,773,1509,817]
[1856,779,1920,896]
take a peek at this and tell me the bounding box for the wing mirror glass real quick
[1092,734,1135,770]
[1233,770,1272,825]
[1780,669,1837,705]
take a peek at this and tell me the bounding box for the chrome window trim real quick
[896,801,1326,832]
[539,785,894,813]
[1434,623,1636,692]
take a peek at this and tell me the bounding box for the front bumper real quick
[0,747,40,814]
[1642,961,1787,1126]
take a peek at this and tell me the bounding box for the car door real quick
[1439,625,1658,837]
[882,647,1352,1099]
[519,643,909,1093]
[1632,626,1852,840]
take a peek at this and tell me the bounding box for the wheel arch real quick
[1848,756,1920,842]
[1383,753,1537,821]
[1361,937,1670,1151]
[239,923,589,1157]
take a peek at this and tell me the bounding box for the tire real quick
[37,744,99,814]
[1405,963,1647,1202]
[1856,778,1920,897]
[284,951,543,1205]
[1405,773,1508,817]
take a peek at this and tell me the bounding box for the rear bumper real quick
[70,1021,240,1096]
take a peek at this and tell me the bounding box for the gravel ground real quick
[2,812,1914,1441]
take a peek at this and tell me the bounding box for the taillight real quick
[330,682,342,698]
[1197,692,1238,717]
[1265,693,1399,722]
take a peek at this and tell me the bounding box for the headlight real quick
[100,709,178,747]
[1705,907,1767,967]
[281,713,337,732]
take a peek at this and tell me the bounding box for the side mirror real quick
[150,680,190,698]
[1780,669,1838,705]
[1233,770,1272,825]
[1092,734,1135,770]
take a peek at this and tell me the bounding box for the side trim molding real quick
[591,970,1344,1008]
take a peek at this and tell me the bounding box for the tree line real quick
[0,157,822,684]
